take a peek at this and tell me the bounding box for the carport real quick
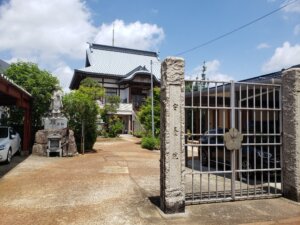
[0,74,32,155]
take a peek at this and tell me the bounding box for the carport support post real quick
[22,108,31,155]
[282,68,300,201]
[160,57,185,213]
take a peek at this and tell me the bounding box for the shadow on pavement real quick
[149,196,160,208]
[83,149,98,154]
[0,155,28,179]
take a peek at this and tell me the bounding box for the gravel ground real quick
[0,136,300,225]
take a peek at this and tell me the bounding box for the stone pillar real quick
[282,68,300,201]
[160,57,185,213]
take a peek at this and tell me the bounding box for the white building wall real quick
[103,83,118,88]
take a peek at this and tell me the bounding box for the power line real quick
[175,0,299,56]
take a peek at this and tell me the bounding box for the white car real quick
[0,126,21,164]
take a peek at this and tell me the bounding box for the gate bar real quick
[230,80,236,200]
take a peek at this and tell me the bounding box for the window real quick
[105,88,118,96]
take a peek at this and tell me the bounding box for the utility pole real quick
[150,60,154,138]
[81,120,85,155]
[201,61,207,88]
[112,23,115,46]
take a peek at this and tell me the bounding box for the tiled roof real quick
[239,64,300,83]
[76,44,161,80]
[119,65,160,83]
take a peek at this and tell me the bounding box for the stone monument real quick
[32,90,77,157]
[44,90,68,130]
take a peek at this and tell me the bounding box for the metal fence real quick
[184,80,282,204]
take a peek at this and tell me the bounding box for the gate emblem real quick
[224,128,243,151]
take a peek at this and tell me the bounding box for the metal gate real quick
[184,80,282,204]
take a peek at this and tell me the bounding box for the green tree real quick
[63,78,104,152]
[138,87,161,137]
[5,62,59,127]
[78,77,104,100]
[63,91,99,152]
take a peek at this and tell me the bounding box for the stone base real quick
[32,144,46,156]
[32,128,77,157]
[283,186,300,202]
[160,199,185,214]
[47,149,62,157]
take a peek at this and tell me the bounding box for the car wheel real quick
[6,148,12,164]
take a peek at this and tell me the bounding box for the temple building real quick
[69,43,160,133]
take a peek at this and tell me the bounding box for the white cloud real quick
[257,43,271,50]
[189,60,234,82]
[294,24,300,35]
[94,19,165,51]
[6,57,37,64]
[0,0,96,61]
[282,0,300,13]
[262,42,300,72]
[52,63,73,93]
[0,1,165,90]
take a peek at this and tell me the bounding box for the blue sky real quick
[0,0,299,90]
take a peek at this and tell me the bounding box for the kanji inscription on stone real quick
[174,127,179,136]
[224,128,243,151]
[173,103,178,110]
[169,84,181,189]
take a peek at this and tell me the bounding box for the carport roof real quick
[0,73,31,97]
[0,73,32,109]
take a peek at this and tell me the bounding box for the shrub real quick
[107,115,123,137]
[99,95,122,138]
[133,131,145,138]
[141,136,160,150]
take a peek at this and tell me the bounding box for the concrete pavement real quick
[0,136,300,224]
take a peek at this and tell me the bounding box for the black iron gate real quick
[184,80,282,204]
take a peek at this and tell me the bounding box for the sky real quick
[0,0,300,91]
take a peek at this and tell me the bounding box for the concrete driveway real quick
[0,136,300,225]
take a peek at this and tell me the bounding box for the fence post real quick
[282,68,300,201]
[160,57,185,213]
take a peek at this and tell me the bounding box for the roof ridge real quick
[125,65,148,77]
[89,43,158,57]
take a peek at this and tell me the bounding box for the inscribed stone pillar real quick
[282,68,300,201]
[160,57,185,213]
